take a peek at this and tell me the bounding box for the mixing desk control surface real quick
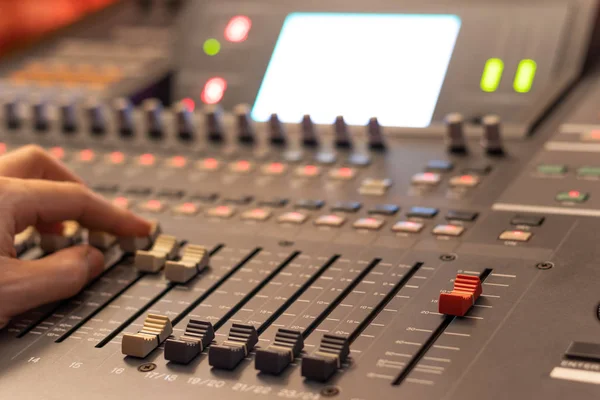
[1,0,600,399]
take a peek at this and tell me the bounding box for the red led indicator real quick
[460,175,475,183]
[202,158,220,170]
[79,149,95,162]
[217,206,230,212]
[182,98,195,112]
[201,77,227,105]
[0,143,6,155]
[304,165,319,175]
[569,190,581,198]
[113,197,129,209]
[109,151,125,165]
[50,146,64,160]
[590,130,600,140]
[237,160,250,170]
[170,156,187,168]
[139,153,155,166]
[181,203,197,213]
[269,162,284,173]
[146,200,163,211]
[338,167,353,177]
[225,15,252,43]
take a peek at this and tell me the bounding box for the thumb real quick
[0,245,104,323]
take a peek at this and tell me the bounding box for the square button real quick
[348,153,371,167]
[511,215,545,227]
[229,160,254,174]
[295,199,325,210]
[449,174,481,188]
[261,162,288,176]
[295,165,321,178]
[432,224,465,237]
[577,167,600,178]
[206,205,236,219]
[157,189,186,200]
[359,178,392,196]
[407,207,439,219]
[412,172,442,186]
[125,186,153,197]
[315,214,347,227]
[167,156,188,169]
[392,221,424,233]
[331,202,362,213]
[258,198,288,208]
[499,230,532,242]
[329,167,357,181]
[369,204,400,216]
[197,158,220,171]
[463,164,492,175]
[353,217,385,231]
[241,208,272,221]
[446,210,479,222]
[224,196,254,205]
[556,191,589,203]
[278,211,308,225]
[137,199,165,214]
[426,160,454,172]
[112,196,132,209]
[172,202,200,216]
[537,164,567,175]
[189,193,219,203]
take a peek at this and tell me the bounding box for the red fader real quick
[438,274,483,317]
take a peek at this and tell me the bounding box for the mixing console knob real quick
[269,113,287,146]
[301,334,350,382]
[209,324,258,370]
[165,244,209,283]
[119,221,161,253]
[164,319,215,364]
[204,104,225,143]
[439,274,482,317]
[234,103,255,144]
[39,221,83,253]
[134,234,179,273]
[301,114,319,147]
[114,97,136,139]
[122,314,173,358]
[367,117,386,151]
[4,98,22,130]
[60,97,78,134]
[86,98,107,136]
[32,96,50,132]
[481,114,505,156]
[174,101,196,142]
[445,113,468,154]
[88,231,116,251]
[255,329,304,375]
[143,98,164,141]
[14,226,38,256]
[334,115,352,149]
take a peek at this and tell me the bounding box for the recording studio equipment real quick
[1,0,600,399]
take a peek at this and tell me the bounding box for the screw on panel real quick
[138,363,156,372]
[320,387,340,397]
[279,240,294,247]
[440,254,456,262]
[536,262,554,270]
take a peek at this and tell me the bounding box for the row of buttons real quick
[537,164,600,178]
[411,159,490,189]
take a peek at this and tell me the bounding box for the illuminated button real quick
[369,204,400,216]
[537,164,567,175]
[359,178,392,195]
[295,165,321,178]
[106,151,126,165]
[499,230,532,242]
[229,160,253,174]
[577,167,600,178]
[278,211,308,225]
[426,160,454,172]
[138,199,165,214]
[168,156,188,169]
[329,167,356,181]
[315,214,346,227]
[138,153,156,167]
[353,217,385,231]
[412,172,441,186]
[172,202,200,216]
[295,199,325,210]
[407,207,439,219]
[449,174,481,188]
[392,221,424,234]
[446,210,479,222]
[556,190,589,203]
[582,130,600,142]
[241,208,272,221]
[49,146,65,160]
[198,158,220,171]
[331,202,361,213]
[432,224,465,237]
[261,162,287,176]
[112,197,131,209]
[202,77,227,105]
[0,143,6,155]
[78,149,96,163]
[206,205,236,219]
[225,15,252,43]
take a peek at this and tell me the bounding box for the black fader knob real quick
[204,104,225,143]
[269,113,287,146]
[86,98,107,136]
[301,114,319,147]
[481,114,505,156]
[174,100,196,142]
[334,115,352,149]
[143,98,164,141]
[367,117,386,151]
[4,97,22,130]
[445,113,468,154]
[60,97,78,134]
[114,97,135,139]
[32,96,50,133]
[234,103,255,144]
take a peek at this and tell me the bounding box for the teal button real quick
[537,164,567,175]
[577,166,600,177]
[556,191,589,203]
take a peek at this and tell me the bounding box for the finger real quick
[1,178,151,237]
[0,145,83,183]
[0,246,104,320]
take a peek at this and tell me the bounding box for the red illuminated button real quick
[556,190,588,203]
[0,143,6,155]
[168,156,188,169]
[439,274,482,317]
[412,172,442,186]
[295,165,321,178]
[206,205,236,219]
[499,230,533,242]
[106,151,125,165]
[329,167,356,181]
[138,153,156,167]
[229,160,253,173]
[112,197,131,209]
[172,202,200,216]
[582,130,600,142]
[353,217,385,231]
[241,208,272,221]
[277,211,308,225]
[138,199,165,213]
[432,224,465,237]
[261,162,287,176]
[78,149,95,163]
[315,214,346,227]
[392,221,424,234]
[449,174,480,188]
[49,146,65,160]
[201,77,227,105]
[225,15,252,43]
[181,98,195,112]
[198,157,220,171]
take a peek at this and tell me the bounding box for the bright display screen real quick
[251,13,461,127]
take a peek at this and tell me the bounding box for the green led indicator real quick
[480,58,504,93]
[203,38,221,56]
[513,59,537,93]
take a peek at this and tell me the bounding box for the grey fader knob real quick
[481,114,505,156]
[367,117,386,151]
[234,103,255,144]
[32,96,50,132]
[301,114,318,147]
[269,113,286,146]
[174,101,195,142]
[204,104,224,143]
[445,113,468,154]
[4,97,22,130]
[143,98,164,141]
[114,97,135,138]
[60,97,78,134]
[86,98,107,136]
[334,115,351,149]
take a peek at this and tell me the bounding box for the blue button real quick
[407,207,439,219]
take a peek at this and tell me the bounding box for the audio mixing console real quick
[1,0,600,399]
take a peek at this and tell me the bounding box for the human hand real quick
[0,145,151,328]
